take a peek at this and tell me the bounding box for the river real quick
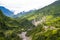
[18,32,31,40]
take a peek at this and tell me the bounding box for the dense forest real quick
[0,10,23,40]
[0,0,60,40]
[26,0,60,40]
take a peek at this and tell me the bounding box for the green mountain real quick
[0,10,21,28]
[0,10,35,40]
[23,0,60,27]
[0,10,23,40]
[18,0,60,20]
[0,6,14,17]
[26,0,60,40]
[0,0,60,40]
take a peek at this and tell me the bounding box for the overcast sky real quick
[0,0,57,15]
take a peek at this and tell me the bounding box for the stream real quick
[18,32,31,40]
[18,16,46,40]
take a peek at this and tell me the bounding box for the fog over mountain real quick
[0,0,57,15]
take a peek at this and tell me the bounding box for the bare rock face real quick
[32,16,46,26]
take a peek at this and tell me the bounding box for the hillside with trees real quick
[0,0,60,40]
[26,0,60,40]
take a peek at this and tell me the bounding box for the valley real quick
[0,0,60,40]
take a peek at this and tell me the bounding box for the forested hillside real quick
[0,10,34,40]
[26,0,60,40]
[0,10,23,40]
[0,0,60,40]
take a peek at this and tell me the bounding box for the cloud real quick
[0,0,57,15]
